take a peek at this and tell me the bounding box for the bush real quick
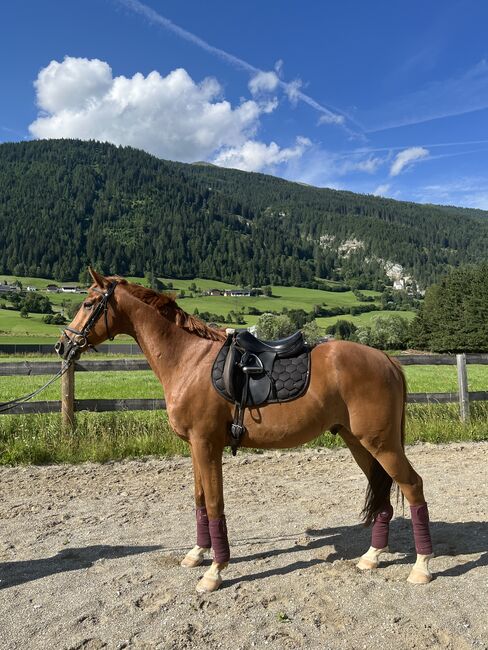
[356,315,410,349]
[255,313,295,340]
[326,319,357,340]
[43,313,67,325]
[52,313,67,325]
[301,320,324,346]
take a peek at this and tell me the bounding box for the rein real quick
[0,281,118,414]
[0,361,71,413]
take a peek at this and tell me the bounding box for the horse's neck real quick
[123,300,212,398]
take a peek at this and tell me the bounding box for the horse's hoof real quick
[407,568,432,584]
[357,557,378,571]
[357,546,388,571]
[180,546,209,568]
[181,555,204,568]
[195,562,227,593]
[196,574,222,593]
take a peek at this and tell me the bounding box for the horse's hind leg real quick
[362,441,434,584]
[181,446,211,568]
[340,428,394,570]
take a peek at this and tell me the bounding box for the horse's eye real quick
[83,301,94,309]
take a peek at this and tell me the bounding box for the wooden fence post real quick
[456,353,470,423]
[61,362,75,428]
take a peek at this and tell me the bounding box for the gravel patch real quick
[1,442,487,649]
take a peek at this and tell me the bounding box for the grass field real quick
[1,364,488,401]
[1,360,487,464]
[1,273,391,342]
[0,403,487,465]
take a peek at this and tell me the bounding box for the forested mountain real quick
[1,139,488,288]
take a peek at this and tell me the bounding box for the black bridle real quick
[55,281,118,362]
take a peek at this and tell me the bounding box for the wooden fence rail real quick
[1,353,487,424]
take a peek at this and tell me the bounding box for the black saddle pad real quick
[212,333,311,407]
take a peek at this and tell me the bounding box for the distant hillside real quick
[1,139,488,288]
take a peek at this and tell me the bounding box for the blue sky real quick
[2,0,488,208]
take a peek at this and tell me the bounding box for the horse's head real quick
[55,268,121,361]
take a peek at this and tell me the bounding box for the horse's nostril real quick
[54,341,64,356]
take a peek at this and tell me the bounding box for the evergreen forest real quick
[1,139,488,288]
[409,264,488,352]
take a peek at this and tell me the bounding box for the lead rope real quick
[0,360,72,413]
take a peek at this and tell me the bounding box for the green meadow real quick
[1,363,487,403]
[1,358,487,464]
[0,273,391,342]
[1,403,487,466]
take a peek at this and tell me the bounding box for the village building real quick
[223,289,251,297]
[0,284,17,294]
[60,286,80,293]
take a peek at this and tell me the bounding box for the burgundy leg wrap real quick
[209,516,230,563]
[196,507,211,548]
[410,503,433,555]
[371,503,394,549]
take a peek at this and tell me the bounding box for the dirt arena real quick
[1,442,487,649]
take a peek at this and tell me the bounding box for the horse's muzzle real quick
[54,333,83,361]
[54,339,64,357]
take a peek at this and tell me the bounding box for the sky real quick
[2,0,488,208]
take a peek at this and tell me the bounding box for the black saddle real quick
[212,330,311,454]
[234,329,305,355]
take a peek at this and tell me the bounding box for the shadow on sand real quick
[224,519,488,587]
[0,544,162,589]
[2,520,486,591]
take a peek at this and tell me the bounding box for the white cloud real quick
[29,57,274,163]
[350,156,383,173]
[274,59,284,76]
[318,113,346,126]
[213,137,311,172]
[390,147,429,176]
[417,177,488,209]
[248,71,279,95]
[34,57,112,112]
[284,79,303,106]
[373,183,391,196]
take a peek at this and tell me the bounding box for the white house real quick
[224,289,251,297]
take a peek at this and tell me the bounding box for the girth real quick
[211,330,311,455]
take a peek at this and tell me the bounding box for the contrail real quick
[116,0,360,134]
[339,139,488,157]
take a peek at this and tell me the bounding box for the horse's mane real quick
[110,277,226,342]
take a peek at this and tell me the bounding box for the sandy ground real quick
[1,442,487,650]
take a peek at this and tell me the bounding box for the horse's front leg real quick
[181,446,211,568]
[190,438,229,593]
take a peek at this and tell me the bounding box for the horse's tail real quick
[361,355,406,526]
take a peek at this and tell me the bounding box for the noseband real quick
[59,281,118,359]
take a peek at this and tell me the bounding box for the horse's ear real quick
[88,267,106,287]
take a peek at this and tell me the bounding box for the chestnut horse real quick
[56,270,433,592]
